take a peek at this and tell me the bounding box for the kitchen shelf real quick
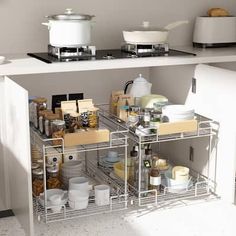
[132,167,216,207]
[34,160,128,223]
[2,46,236,76]
[98,104,219,145]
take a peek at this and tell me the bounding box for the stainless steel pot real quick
[42,9,95,47]
[123,20,188,44]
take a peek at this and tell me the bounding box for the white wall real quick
[0,0,236,53]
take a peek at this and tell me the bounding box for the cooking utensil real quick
[42,8,95,47]
[123,20,188,44]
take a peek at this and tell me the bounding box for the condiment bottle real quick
[142,108,151,128]
[149,158,161,194]
[130,146,138,185]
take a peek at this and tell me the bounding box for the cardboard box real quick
[158,119,198,135]
[63,128,110,147]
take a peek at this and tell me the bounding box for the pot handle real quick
[164,20,189,31]
[124,80,133,94]
[42,22,50,30]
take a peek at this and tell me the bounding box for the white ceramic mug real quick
[94,185,110,206]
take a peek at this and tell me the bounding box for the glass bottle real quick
[130,146,138,186]
[142,108,151,128]
[149,158,161,194]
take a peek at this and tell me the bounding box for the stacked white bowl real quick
[68,177,90,210]
[162,105,195,122]
[61,161,83,189]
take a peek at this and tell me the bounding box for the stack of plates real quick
[61,161,83,189]
[162,105,195,122]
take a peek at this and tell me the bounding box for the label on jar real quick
[150,176,161,186]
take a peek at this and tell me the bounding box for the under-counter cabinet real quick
[1,46,236,236]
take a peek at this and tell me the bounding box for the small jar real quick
[38,110,53,134]
[32,168,44,180]
[47,166,61,189]
[142,108,151,128]
[32,97,47,129]
[32,168,44,196]
[47,166,59,179]
[88,110,99,128]
[31,163,40,181]
[150,112,161,133]
[44,113,60,137]
[153,101,168,114]
[68,113,80,133]
[51,120,65,145]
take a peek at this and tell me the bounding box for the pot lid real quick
[47,8,94,21]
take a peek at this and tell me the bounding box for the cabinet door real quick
[185,64,236,203]
[0,76,33,235]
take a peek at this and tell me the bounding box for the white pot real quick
[42,9,94,47]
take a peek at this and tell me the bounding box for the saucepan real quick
[42,8,95,47]
[123,20,189,44]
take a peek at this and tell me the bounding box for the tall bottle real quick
[149,158,161,194]
[141,145,152,194]
[130,146,138,186]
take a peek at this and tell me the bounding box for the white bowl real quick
[0,56,5,65]
[69,189,89,201]
[69,199,89,210]
[69,177,91,191]
[39,189,68,211]
[163,172,192,193]
[162,105,194,115]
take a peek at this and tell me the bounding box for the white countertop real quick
[1,46,236,76]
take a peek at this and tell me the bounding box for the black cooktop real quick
[27,49,196,64]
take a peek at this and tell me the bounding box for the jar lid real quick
[47,8,94,21]
[52,120,65,126]
[31,163,40,170]
[47,167,59,173]
[33,97,47,103]
[32,168,43,175]
[45,113,60,120]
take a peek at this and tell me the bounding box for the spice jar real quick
[32,97,47,129]
[68,113,80,133]
[150,111,161,134]
[47,166,61,189]
[88,110,99,128]
[51,120,65,146]
[38,110,53,134]
[31,163,40,181]
[44,113,61,138]
[32,168,44,196]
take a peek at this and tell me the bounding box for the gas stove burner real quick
[121,43,169,56]
[48,45,96,59]
[102,53,115,59]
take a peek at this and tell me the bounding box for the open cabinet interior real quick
[2,63,236,235]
